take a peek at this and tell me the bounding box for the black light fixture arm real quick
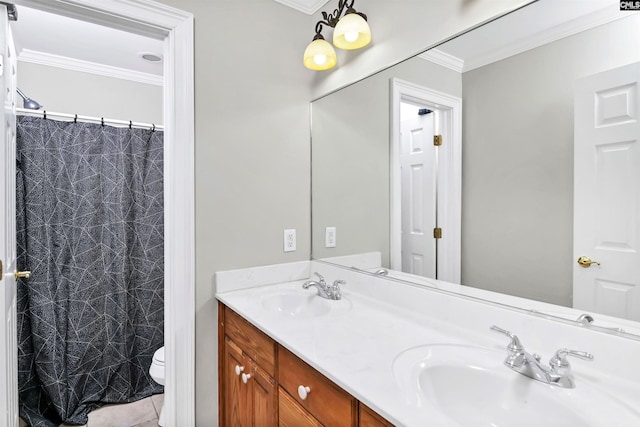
[312,0,367,39]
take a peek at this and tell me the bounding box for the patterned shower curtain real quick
[15,116,165,427]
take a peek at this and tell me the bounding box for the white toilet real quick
[149,346,166,426]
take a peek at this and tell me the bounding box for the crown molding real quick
[272,0,329,15]
[18,49,163,86]
[461,6,634,72]
[418,7,636,74]
[418,49,464,73]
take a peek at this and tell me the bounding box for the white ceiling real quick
[10,5,164,84]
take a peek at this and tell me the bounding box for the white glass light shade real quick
[303,38,337,70]
[333,13,371,50]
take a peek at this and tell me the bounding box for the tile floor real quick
[19,394,164,427]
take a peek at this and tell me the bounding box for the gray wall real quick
[157,1,313,425]
[462,14,640,305]
[17,62,163,124]
[312,57,461,264]
[153,1,524,423]
[16,1,546,424]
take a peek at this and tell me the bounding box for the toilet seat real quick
[149,346,165,386]
[153,346,165,367]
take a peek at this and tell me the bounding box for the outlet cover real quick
[284,229,296,252]
[325,227,336,248]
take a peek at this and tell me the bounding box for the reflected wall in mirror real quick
[311,1,640,330]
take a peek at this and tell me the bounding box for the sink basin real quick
[261,291,331,318]
[393,343,639,427]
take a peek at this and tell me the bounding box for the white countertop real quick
[215,261,640,426]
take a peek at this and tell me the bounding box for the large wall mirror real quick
[311,0,640,336]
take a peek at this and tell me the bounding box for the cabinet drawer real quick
[360,403,395,427]
[278,345,357,427]
[224,306,276,376]
[279,387,323,427]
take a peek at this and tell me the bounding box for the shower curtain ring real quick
[129,120,132,129]
[101,117,104,126]
[74,114,78,123]
[43,110,47,120]
[152,124,156,132]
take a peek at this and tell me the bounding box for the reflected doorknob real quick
[577,256,600,268]
[15,270,31,279]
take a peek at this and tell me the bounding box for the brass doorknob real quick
[15,270,31,279]
[577,256,600,268]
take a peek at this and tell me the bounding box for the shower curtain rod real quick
[16,108,164,131]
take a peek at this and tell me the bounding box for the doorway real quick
[391,78,462,284]
[6,1,194,425]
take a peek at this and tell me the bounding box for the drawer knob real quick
[234,365,244,376]
[242,373,252,384]
[297,385,311,400]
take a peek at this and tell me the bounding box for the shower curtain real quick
[15,116,165,427]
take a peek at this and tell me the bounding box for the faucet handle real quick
[330,280,345,300]
[314,272,325,283]
[490,325,525,353]
[550,348,594,369]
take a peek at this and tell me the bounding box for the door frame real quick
[390,78,461,283]
[11,1,195,425]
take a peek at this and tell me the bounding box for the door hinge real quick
[0,259,3,281]
[433,135,443,146]
[433,228,442,239]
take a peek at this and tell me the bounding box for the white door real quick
[574,62,640,321]
[400,108,436,278]
[0,4,18,425]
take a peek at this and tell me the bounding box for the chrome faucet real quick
[490,325,593,388]
[303,273,344,300]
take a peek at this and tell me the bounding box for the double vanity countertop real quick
[215,261,640,426]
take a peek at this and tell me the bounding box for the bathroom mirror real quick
[311,0,640,336]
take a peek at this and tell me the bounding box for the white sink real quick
[393,343,640,427]
[262,291,331,318]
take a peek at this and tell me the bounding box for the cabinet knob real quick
[234,365,244,376]
[241,373,252,384]
[297,385,311,400]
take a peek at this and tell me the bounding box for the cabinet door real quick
[248,362,277,426]
[223,338,249,427]
[279,387,323,427]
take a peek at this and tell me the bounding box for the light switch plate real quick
[284,229,296,252]
[325,227,336,248]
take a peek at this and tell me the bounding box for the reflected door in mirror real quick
[400,106,437,278]
[574,61,640,321]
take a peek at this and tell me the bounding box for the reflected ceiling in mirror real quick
[311,0,640,337]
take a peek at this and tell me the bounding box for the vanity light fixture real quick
[303,0,371,71]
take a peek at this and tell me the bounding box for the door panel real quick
[0,4,18,425]
[400,111,436,278]
[574,62,640,320]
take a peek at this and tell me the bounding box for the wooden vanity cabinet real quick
[219,302,395,427]
[220,305,277,426]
